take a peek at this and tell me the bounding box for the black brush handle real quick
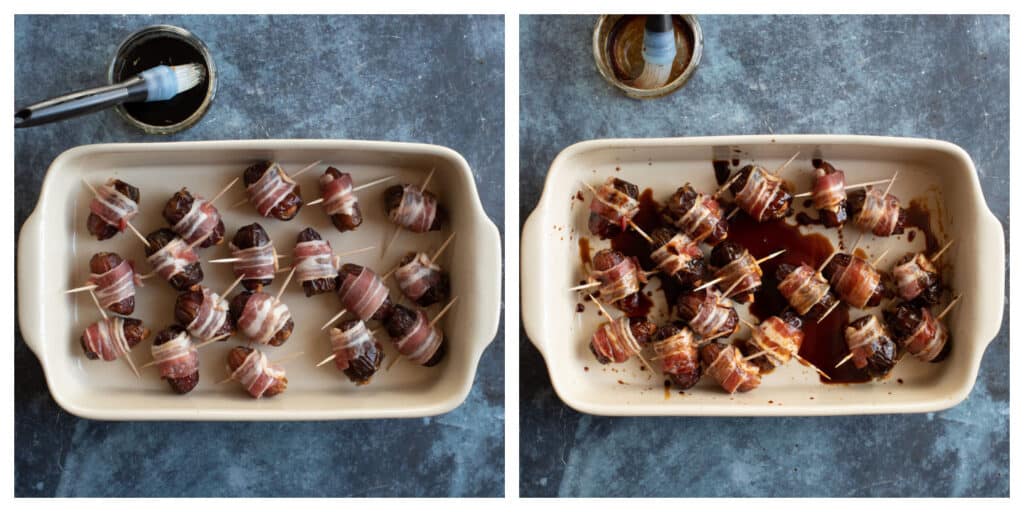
[646,14,673,34]
[15,77,149,128]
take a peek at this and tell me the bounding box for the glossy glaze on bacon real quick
[589,316,656,364]
[590,249,645,309]
[811,161,847,227]
[649,227,705,287]
[701,342,761,393]
[893,252,942,305]
[651,323,702,389]
[151,325,200,394]
[823,253,884,310]
[661,184,728,245]
[87,178,139,240]
[775,263,838,318]
[329,319,384,384]
[849,187,906,237]
[588,177,640,239]
[163,188,225,248]
[843,314,898,378]
[709,241,762,303]
[675,289,738,341]
[885,302,950,363]
[87,252,140,315]
[729,165,792,222]
[747,314,804,368]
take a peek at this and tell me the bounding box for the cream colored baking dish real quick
[18,140,501,420]
[521,135,1004,416]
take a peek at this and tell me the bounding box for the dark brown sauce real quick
[906,199,940,254]
[713,160,732,186]
[609,189,667,317]
[731,158,740,166]
[113,35,210,127]
[578,237,592,268]
[811,158,823,168]
[796,212,823,227]
[664,380,672,399]
[607,15,695,83]
[727,212,868,383]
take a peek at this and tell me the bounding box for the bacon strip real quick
[246,163,297,217]
[651,328,700,378]
[675,194,724,240]
[704,344,761,393]
[777,264,831,315]
[750,316,803,366]
[393,309,443,365]
[337,267,389,321]
[230,242,277,281]
[89,259,141,309]
[389,185,438,233]
[230,349,285,398]
[238,292,292,345]
[812,168,846,211]
[894,253,937,302]
[831,256,880,309]
[294,240,339,284]
[89,180,138,231]
[188,287,230,341]
[395,252,443,302]
[172,197,221,246]
[151,331,199,379]
[591,257,641,303]
[589,178,639,229]
[735,167,786,222]
[148,238,199,283]
[329,320,376,372]
[590,316,642,364]
[903,308,949,362]
[651,233,702,276]
[82,317,132,361]
[854,187,901,236]
[844,315,889,370]
[689,290,733,340]
[320,171,358,216]
[714,251,762,298]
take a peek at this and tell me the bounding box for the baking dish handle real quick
[520,210,548,357]
[978,212,1006,346]
[17,212,46,362]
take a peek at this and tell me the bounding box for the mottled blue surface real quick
[15,15,504,497]
[519,15,1008,497]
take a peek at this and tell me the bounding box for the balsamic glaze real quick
[113,36,209,126]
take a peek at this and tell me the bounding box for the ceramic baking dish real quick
[521,135,1004,416]
[18,140,501,420]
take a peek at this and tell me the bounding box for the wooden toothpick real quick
[431,232,456,263]
[834,352,855,369]
[794,178,893,199]
[816,300,841,324]
[936,294,963,321]
[930,239,955,263]
[772,151,800,176]
[320,309,348,331]
[420,167,436,193]
[288,160,323,179]
[209,177,239,205]
[275,267,297,301]
[430,296,459,327]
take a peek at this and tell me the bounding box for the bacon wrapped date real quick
[590,249,647,316]
[337,264,395,323]
[822,253,884,310]
[162,188,225,248]
[893,252,942,305]
[661,184,728,245]
[395,251,450,307]
[144,228,203,291]
[175,287,234,342]
[709,241,762,303]
[87,252,140,315]
[651,323,702,389]
[80,317,149,361]
[319,167,364,232]
[775,263,839,319]
[243,161,303,221]
[588,177,640,239]
[329,319,384,384]
[884,302,950,363]
[849,187,906,237]
[151,325,200,394]
[294,227,339,297]
[675,289,738,341]
[810,161,848,227]
[844,314,899,378]
[386,304,446,366]
[230,223,277,292]
[229,291,294,346]
[87,178,139,241]
[589,316,656,365]
[701,342,761,393]
[728,165,792,222]
[384,184,444,233]
[649,227,705,287]
[227,346,287,398]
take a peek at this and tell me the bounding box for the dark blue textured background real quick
[15,15,504,497]
[519,15,1008,497]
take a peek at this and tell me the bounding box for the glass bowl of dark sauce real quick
[108,25,216,134]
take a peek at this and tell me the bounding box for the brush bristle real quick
[631,63,672,89]
[172,63,205,93]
